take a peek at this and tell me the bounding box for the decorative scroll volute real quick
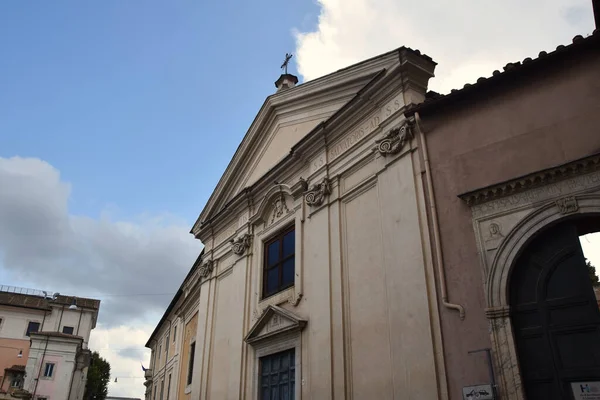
[304,177,331,207]
[374,121,413,156]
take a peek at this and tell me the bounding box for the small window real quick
[263,226,295,298]
[11,378,21,388]
[43,363,55,378]
[158,344,162,364]
[187,342,195,386]
[165,334,169,359]
[260,349,295,400]
[26,321,41,337]
[166,373,172,400]
[37,397,48,400]
[62,326,74,335]
[173,326,177,343]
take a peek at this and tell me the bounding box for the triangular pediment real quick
[192,51,405,236]
[245,305,307,345]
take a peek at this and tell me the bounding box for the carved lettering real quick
[238,212,249,227]
[310,153,326,175]
[327,94,403,162]
[472,171,600,218]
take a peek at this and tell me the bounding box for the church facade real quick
[145,22,600,400]
[146,47,450,399]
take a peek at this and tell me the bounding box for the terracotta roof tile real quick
[407,30,600,116]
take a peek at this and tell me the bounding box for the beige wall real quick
[420,45,600,398]
[178,312,197,400]
[189,62,445,397]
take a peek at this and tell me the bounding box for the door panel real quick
[510,222,600,399]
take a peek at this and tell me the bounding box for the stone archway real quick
[484,197,600,399]
[459,155,600,400]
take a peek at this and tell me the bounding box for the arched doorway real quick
[510,216,600,399]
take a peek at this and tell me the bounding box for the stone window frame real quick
[255,210,302,312]
[262,224,296,299]
[42,362,56,380]
[24,320,41,338]
[251,332,302,400]
[185,340,196,394]
[62,326,74,335]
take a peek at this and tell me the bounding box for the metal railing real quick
[0,285,52,298]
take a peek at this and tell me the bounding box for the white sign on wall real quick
[462,384,494,400]
[572,382,600,400]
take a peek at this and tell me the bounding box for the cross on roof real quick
[281,53,293,75]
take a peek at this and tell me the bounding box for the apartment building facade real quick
[0,286,100,400]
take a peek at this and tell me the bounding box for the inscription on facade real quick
[472,171,600,218]
[327,94,403,163]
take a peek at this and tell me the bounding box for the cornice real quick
[459,153,600,206]
[194,48,435,238]
[192,51,408,235]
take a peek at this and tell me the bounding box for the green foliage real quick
[588,259,600,287]
[84,351,111,400]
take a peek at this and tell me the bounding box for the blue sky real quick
[1,0,595,396]
[1,1,318,221]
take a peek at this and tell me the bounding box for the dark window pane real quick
[26,322,40,337]
[271,386,279,400]
[268,241,280,266]
[62,326,74,335]
[267,268,279,295]
[283,230,295,257]
[262,387,270,400]
[282,259,294,287]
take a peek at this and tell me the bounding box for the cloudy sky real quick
[0,0,597,397]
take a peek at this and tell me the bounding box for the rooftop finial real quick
[281,53,293,75]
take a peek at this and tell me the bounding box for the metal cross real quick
[281,53,293,74]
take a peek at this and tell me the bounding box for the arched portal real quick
[509,216,600,399]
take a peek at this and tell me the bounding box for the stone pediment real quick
[191,53,405,237]
[244,305,307,345]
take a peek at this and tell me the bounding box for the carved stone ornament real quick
[304,177,331,207]
[270,193,290,224]
[374,121,413,156]
[555,196,579,215]
[199,260,214,278]
[230,233,252,255]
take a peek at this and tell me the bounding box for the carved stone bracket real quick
[230,233,252,255]
[555,196,578,215]
[304,177,331,207]
[199,260,214,278]
[287,292,303,306]
[291,178,309,200]
[373,121,413,156]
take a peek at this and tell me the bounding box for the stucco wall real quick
[421,47,600,398]
[178,312,197,400]
[191,83,444,398]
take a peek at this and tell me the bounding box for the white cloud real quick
[89,324,155,398]
[294,0,595,93]
[0,156,201,399]
[0,156,201,326]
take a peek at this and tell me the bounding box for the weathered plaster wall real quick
[421,48,600,399]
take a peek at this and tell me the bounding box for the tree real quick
[587,258,600,287]
[84,351,111,400]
